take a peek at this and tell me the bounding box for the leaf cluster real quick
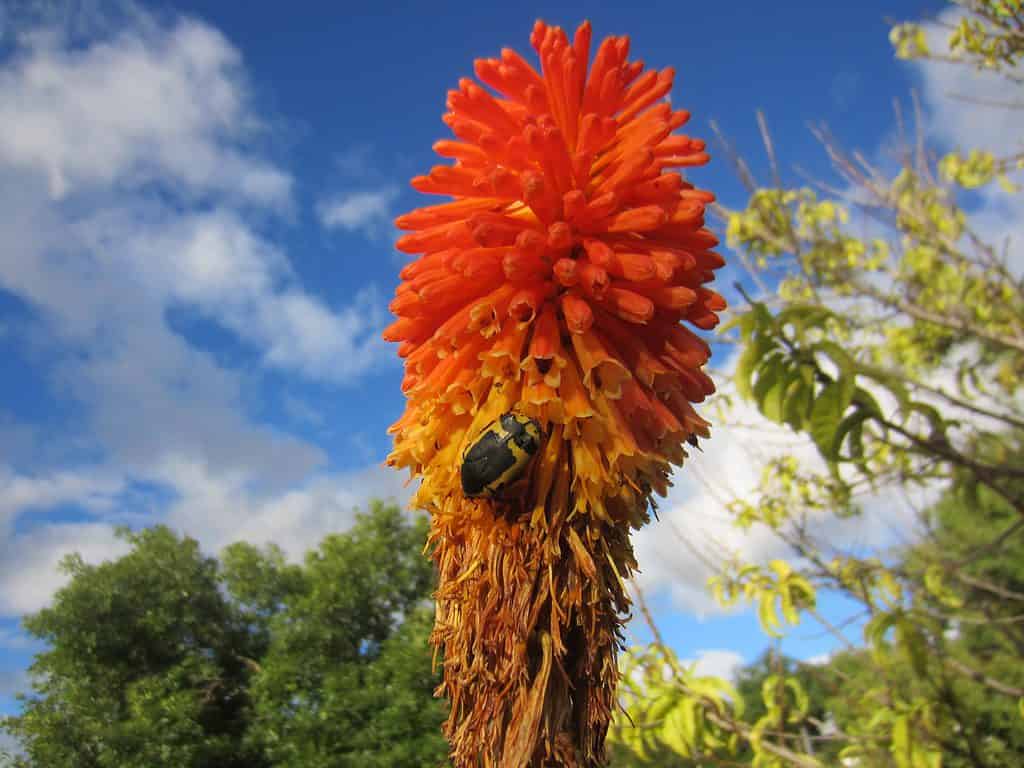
[0,502,449,768]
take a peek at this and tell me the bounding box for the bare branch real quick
[957,572,1024,602]
[905,378,1024,432]
[851,277,1024,355]
[708,118,759,194]
[757,110,784,190]
[946,656,1024,698]
[910,89,932,183]
[945,91,1024,109]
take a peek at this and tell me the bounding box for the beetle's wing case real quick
[459,413,544,498]
[460,458,489,497]
[461,429,517,497]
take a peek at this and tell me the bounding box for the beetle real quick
[460,412,543,499]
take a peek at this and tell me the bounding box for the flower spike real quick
[386,19,723,767]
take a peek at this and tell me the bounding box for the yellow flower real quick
[385,20,723,767]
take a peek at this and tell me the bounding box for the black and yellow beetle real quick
[460,412,542,499]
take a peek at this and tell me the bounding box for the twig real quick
[957,572,1024,602]
[946,656,1024,698]
[632,583,823,768]
[945,92,1024,109]
[805,607,857,652]
[851,278,1024,354]
[757,110,783,190]
[908,378,1024,432]
[708,118,759,193]
[948,518,1024,570]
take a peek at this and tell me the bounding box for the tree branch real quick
[632,584,823,768]
[852,278,1024,355]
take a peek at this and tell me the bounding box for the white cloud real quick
[0,453,416,615]
[0,464,137,613]
[65,205,390,381]
[633,377,926,615]
[0,466,125,531]
[0,730,23,760]
[0,9,388,386]
[631,387,802,612]
[282,394,325,426]
[157,457,415,560]
[0,453,417,615]
[0,6,399,619]
[0,522,130,614]
[685,649,746,682]
[332,143,378,177]
[915,9,1022,156]
[317,186,399,239]
[51,315,326,486]
[0,16,290,206]
[804,652,833,666]
[912,8,1024,273]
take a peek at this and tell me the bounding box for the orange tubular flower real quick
[386,20,723,768]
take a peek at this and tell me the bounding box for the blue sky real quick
[0,0,959,722]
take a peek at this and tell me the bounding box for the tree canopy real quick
[0,502,449,768]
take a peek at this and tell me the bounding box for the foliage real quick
[0,502,449,768]
[238,503,447,768]
[891,1,1024,74]
[609,643,743,767]
[608,1,1024,766]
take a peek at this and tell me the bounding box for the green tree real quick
[238,503,449,767]
[1,524,265,768]
[1,501,449,768]
[731,653,832,764]
[609,1,1024,766]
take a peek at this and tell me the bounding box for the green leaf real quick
[646,691,681,726]
[762,365,794,423]
[846,415,866,461]
[864,611,900,657]
[832,410,871,462]
[782,378,811,430]
[891,714,912,768]
[760,674,781,710]
[752,353,783,406]
[852,385,885,420]
[855,362,911,415]
[908,402,950,441]
[751,301,774,332]
[662,703,693,756]
[810,381,848,457]
[785,678,810,723]
[777,303,835,336]
[815,340,854,379]
[923,564,963,609]
[896,618,929,678]
[736,334,775,400]
[758,592,783,638]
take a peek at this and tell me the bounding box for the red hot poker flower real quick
[386,20,724,768]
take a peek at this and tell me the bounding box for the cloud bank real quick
[0,6,403,616]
